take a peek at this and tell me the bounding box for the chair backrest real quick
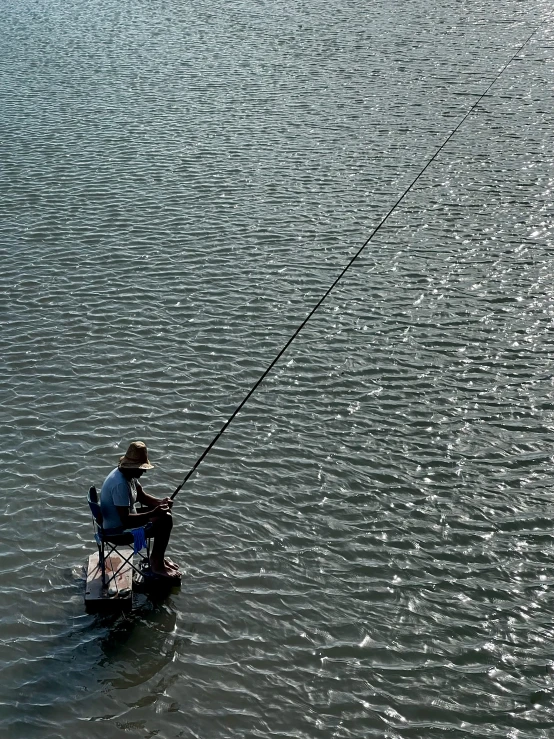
[88,485,103,526]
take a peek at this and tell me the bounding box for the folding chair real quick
[87,485,151,595]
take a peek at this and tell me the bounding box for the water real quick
[1,0,554,736]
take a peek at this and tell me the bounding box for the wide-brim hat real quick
[118,441,154,469]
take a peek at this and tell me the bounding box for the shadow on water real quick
[94,592,195,688]
[78,570,197,683]
[2,570,197,739]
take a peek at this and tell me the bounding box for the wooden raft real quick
[85,548,133,613]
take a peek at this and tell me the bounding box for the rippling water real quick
[1,0,554,736]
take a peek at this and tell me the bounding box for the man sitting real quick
[100,440,180,580]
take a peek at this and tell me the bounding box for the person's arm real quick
[109,478,167,529]
[136,481,173,510]
[116,505,156,529]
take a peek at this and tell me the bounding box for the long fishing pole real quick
[171,21,543,500]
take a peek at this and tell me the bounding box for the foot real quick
[164,558,181,574]
[149,559,181,580]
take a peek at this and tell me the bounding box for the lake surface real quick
[1,0,554,736]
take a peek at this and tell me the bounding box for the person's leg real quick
[148,513,179,577]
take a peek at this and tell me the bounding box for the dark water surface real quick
[1,0,554,736]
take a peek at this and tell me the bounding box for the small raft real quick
[84,548,181,613]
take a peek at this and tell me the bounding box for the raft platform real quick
[85,548,133,613]
[84,549,182,612]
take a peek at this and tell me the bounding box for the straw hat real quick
[118,441,154,470]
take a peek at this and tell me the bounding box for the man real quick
[100,440,181,580]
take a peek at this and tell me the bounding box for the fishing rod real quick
[171,21,544,500]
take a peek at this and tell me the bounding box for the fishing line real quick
[171,21,544,499]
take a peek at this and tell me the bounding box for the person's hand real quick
[151,502,170,517]
[162,496,174,509]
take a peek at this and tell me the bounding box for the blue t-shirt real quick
[100,467,138,530]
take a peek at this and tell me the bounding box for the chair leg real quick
[99,541,107,587]
[102,544,145,587]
